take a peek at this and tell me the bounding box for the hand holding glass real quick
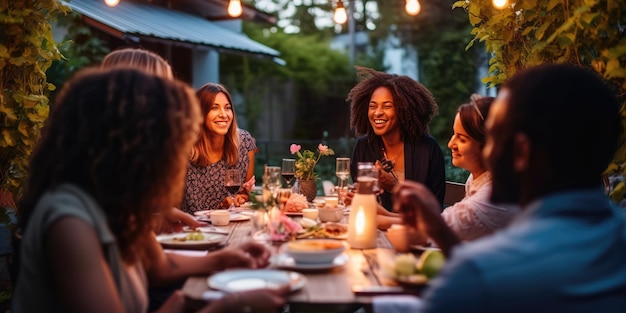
[225,169,242,212]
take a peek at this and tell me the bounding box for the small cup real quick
[302,208,319,221]
[325,196,339,208]
[318,207,344,223]
[210,210,230,226]
[386,224,409,252]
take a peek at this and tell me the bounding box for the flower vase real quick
[298,179,318,202]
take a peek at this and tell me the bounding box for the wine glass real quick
[336,157,350,207]
[281,158,296,189]
[265,166,282,203]
[224,169,242,212]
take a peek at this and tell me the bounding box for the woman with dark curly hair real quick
[12,68,288,313]
[347,66,446,211]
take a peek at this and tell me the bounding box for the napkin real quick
[372,295,424,313]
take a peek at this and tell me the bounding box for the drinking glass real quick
[281,158,296,189]
[224,169,242,212]
[265,166,282,204]
[336,157,350,207]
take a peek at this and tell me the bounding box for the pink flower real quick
[290,144,301,155]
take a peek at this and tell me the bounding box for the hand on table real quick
[154,207,207,234]
[392,181,460,257]
[221,194,250,209]
[214,241,272,270]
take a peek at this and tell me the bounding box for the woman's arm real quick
[48,217,125,313]
[145,236,271,286]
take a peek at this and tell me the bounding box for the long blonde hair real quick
[191,83,240,167]
[101,48,173,79]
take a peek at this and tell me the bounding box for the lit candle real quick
[347,163,378,249]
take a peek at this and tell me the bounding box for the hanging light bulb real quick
[492,0,508,9]
[104,0,120,7]
[405,0,421,16]
[228,0,243,18]
[333,1,348,24]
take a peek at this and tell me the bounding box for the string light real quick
[228,0,243,18]
[333,1,348,24]
[104,0,120,7]
[405,0,421,16]
[492,0,508,9]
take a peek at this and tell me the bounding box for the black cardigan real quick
[349,135,446,211]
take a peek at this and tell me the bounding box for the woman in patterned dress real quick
[181,83,257,213]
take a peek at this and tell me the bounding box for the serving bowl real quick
[282,239,347,264]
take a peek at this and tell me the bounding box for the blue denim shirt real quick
[423,188,626,313]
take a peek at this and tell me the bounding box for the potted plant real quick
[290,143,335,201]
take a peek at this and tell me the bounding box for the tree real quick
[454,0,626,201]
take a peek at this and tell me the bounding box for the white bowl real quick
[318,207,344,223]
[282,239,347,264]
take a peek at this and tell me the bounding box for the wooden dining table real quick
[181,210,425,313]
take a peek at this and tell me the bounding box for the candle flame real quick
[356,208,365,235]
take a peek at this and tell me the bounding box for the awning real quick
[62,0,280,58]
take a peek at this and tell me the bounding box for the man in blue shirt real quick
[393,64,626,312]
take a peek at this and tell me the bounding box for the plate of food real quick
[297,222,348,240]
[208,269,306,292]
[156,231,227,250]
[283,193,309,216]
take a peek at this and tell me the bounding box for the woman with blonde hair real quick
[101,48,173,79]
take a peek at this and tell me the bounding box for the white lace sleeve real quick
[441,178,518,241]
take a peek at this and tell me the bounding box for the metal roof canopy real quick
[62,0,280,58]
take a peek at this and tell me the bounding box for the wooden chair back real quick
[444,181,466,208]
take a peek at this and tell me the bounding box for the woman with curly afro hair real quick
[347,66,446,212]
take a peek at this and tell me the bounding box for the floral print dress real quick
[181,129,256,213]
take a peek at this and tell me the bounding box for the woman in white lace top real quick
[441,95,519,240]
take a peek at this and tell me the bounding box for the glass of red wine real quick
[281,158,296,189]
[225,169,242,212]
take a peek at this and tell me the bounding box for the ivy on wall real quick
[0,0,69,201]
[453,0,626,200]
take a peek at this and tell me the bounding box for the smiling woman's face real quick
[205,92,233,136]
[448,113,484,173]
[368,86,399,137]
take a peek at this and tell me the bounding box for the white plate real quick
[193,210,251,222]
[156,232,227,250]
[271,253,349,271]
[208,269,306,292]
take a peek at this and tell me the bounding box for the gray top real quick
[12,184,146,313]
